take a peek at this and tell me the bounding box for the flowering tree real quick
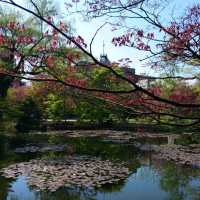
[0,0,200,126]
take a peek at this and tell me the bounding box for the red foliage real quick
[65,77,87,87]
[72,35,87,48]
[112,32,133,46]
[161,4,200,61]
[0,34,5,44]
[169,86,197,104]
[112,30,152,51]
[149,87,162,96]
[46,56,55,68]
[9,86,30,102]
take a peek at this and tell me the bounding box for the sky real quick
[1,0,198,75]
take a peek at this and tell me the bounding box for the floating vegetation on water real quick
[153,144,200,168]
[0,156,130,192]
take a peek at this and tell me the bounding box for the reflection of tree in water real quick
[7,185,97,200]
[0,141,36,169]
[0,136,14,200]
[34,186,97,200]
[0,135,9,156]
[65,137,139,161]
[0,176,14,200]
[27,173,131,199]
[160,162,200,200]
[0,136,18,169]
[97,180,126,193]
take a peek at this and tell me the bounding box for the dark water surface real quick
[0,134,199,200]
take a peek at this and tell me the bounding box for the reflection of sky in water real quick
[7,176,36,200]
[96,166,168,200]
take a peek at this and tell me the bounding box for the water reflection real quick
[6,176,97,200]
[0,176,13,200]
[1,162,200,200]
[0,135,199,200]
[159,162,200,200]
[38,187,97,200]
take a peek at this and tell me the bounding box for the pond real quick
[0,134,199,200]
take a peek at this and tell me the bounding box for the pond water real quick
[0,134,199,200]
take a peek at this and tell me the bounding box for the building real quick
[76,53,154,88]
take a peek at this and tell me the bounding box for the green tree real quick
[44,93,69,121]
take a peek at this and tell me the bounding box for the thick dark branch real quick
[0,71,138,94]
